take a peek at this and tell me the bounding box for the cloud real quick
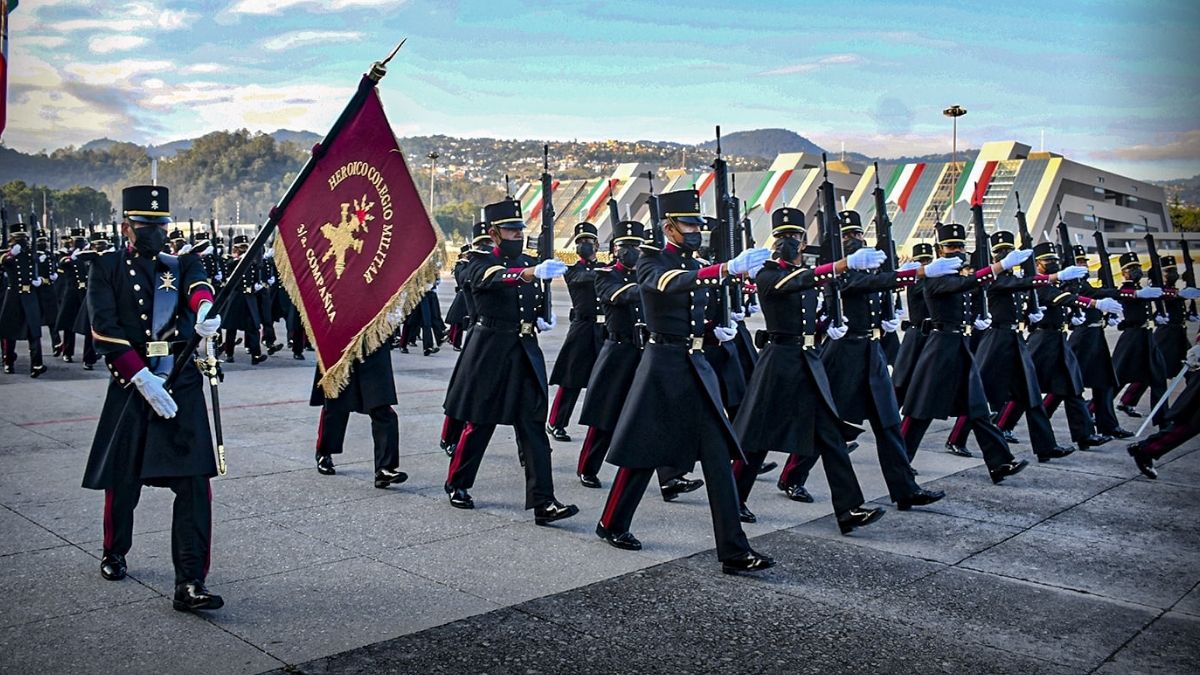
[262,30,363,51]
[758,53,864,77]
[88,35,149,54]
[51,2,197,32]
[63,59,176,88]
[228,0,402,15]
[183,63,229,74]
[21,34,70,49]
[1090,130,1200,162]
[140,81,358,137]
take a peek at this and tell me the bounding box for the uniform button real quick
[129,270,136,276]
[134,284,141,290]
[144,329,152,336]
[140,314,148,320]
[138,299,145,306]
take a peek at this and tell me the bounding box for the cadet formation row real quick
[1,184,1197,613]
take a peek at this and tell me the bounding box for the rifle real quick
[189,217,196,244]
[970,185,989,318]
[1144,233,1167,317]
[1094,230,1116,289]
[711,125,740,324]
[1181,237,1197,319]
[738,185,758,311]
[647,171,664,249]
[872,162,897,321]
[1,200,8,246]
[1013,192,1038,314]
[538,144,556,321]
[819,153,843,328]
[110,209,119,250]
[606,179,619,257]
[29,211,41,280]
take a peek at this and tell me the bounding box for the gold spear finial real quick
[369,38,407,82]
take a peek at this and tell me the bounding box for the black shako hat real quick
[471,221,490,244]
[911,242,934,261]
[1033,241,1059,260]
[122,185,171,224]
[1072,245,1087,261]
[990,230,1015,253]
[613,220,645,244]
[484,199,525,229]
[1119,251,1142,270]
[936,222,966,246]
[771,207,804,236]
[838,210,863,234]
[657,189,704,225]
[572,221,598,243]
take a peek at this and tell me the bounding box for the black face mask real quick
[678,232,703,253]
[947,251,968,264]
[133,226,167,257]
[1166,270,1180,285]
[1128,269,1143,283]
[498,238,524,259]
[1044,261,1060,274]
[74,238,87,250]
[843,238,864,255]
[616,246,639,269]
[774,237,801,262]
[576,242,596,260]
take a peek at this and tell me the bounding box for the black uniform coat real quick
[549,259,605,388]
[1154,291,1190,372]
[902,267,996,420]
[820,269,910,427]
[1112,283,1168,386]
[607,244,742,469]
[1167,369,1200,427]
[1067,281,1120,390]
[578,263,643,431]
[735,259,857,455]
[54,253,88,332]
[82,249,216,490]
[442,248,550,425]
[1027,283,1089,396]
[35,253,58,329]
[310,343,397,413]
[893,280,930,395]
[0,247,44,339]
[973,272,1046,408]
[444,259,471,327]
[221,255,262,331]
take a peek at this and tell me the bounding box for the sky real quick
[5,0,1200,180]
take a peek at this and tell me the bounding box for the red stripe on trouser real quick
[996,400,1020,431]
[548,388,566,427]
[600,468,631,530]
[1143,424,1194,459]
[315,408,326,452]
[447,422,474,482]
[1121,382,1147,406]
[204,479,212,579]
[947,416,970,446]
[103,488,115,552]
[440,416,453,445]
[578,426,598,475]
[1043,393,1059,414]
[900,416,912,439]
[1087,399,1095,414]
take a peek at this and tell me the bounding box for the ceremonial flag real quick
[1,0,15,140]
[272,72,443,397]
[885,162,926,212]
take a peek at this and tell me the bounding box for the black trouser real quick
[599,438,751,561]
[1040,393,1097,443]
[577,426,690,486]
[1120,380,1169,427]
[733,444,865,516]
[316,406,399,472]
[987,398,1065,455]
[548,386,581,429]
[1089,385,1122,435]
[446,416,555,509]
[903,415,1013,471]
[2,326,44,369]
[261,316,277,347]
[223,327,261,357]
[103,477,212,586]
[60,330,76,358]
[81,332,97,365]
[441,415,465,449]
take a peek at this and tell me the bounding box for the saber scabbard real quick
[197,339,227,476]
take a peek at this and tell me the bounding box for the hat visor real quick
[495,221,526,230]
[669,215,706,225]
[127,215,172,224]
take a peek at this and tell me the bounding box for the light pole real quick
[943,104,967,172]
[427,151,439,212]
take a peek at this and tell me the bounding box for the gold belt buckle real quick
[20,284,31,293]
[803,334,814,350]
[690,336,704,353]
[519,321,535,336]
[146,341,170,357]
[594,315,606,324]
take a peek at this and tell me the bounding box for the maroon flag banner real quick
[273,80,443,397]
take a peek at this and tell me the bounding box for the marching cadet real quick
[698,217,748,420]
[311,342,408,489]
[595,188,773,573]
[1112,252,1168,424]
[440,198,579,525]
[74,231,114,370]
[1119,256,1191,421]
[0,222,48,377]
[81,185,225,612]
[1129,342,1200,479]
[768,210,945,518]
[547,222,606,441]
[893,242,936,403]
[35,232,62,358]
[54,227,91,363]
[1065,246,1134,439]
[169,228,189,255]
[899,222,1032,484]
[219,234,268,364]
[990,238,1114,457]
[438,223,490,457]
[443,244,474,351]
[192,232,224,289]
[258,248,283,355]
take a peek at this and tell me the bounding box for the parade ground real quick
[0,281,1196,674]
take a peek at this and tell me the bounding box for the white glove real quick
[215,272,223,281]
[1028,307,1045,324]
[899,261,922,272]
[71,250,80,260]
[253,282,264,292]
[1013,267,1025,278]
[1056,265,1089,282]
[49,273,58,282]
[179,244,193,255]
[727,247,770,276]
[194,301,222,338]
[826,323,848,340]
[263,247,274,259]
[1154,314,1169,325]
[846,247,886,271]
[1096,298,1124,315]
[714,323,737,342]
[1180,287,1200,299]
[268,276,276,285]
[199,246,213,257]
[746,303,760,316]
[924,256,963,278]
[895,306,908,321]
[9,243,21,256]
[536,314,557,332]
[1070,314,1085,326]
[881,318,900,333]
[533,259,568,280]
[1187,345,1200,371]
[1000,249,1034,271]
[1135,287,1163,299]
[1106,316,1119,327]
[131,367,178,419]
[973,316,992,331]
[730,311,745,323]
[32,277,42,287]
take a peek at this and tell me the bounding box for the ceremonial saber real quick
[199,338,227,475]
[1135,364,1190,437]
